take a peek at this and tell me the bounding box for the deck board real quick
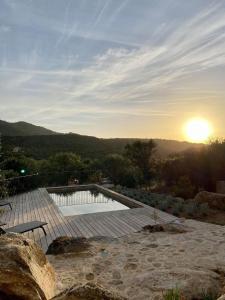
[0,188,177,250]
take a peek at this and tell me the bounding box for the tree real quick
[159,139,225,196]
[124,140,156,182]
[102,154,141,187]
[40,152,84,186]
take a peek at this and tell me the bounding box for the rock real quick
[124,263,137,270]
[162,223,190,233]
[195,191,225,210]
[108,280,123,286]
[142,222,190,234]
[112,270,121,279]
[52,282,127,300]
[85,273,95,280]
[146,243,158,248]
[0,233,55,300]
[46,237,91,255]
[142,224,164,232]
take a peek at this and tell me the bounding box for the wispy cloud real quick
[0,25,11,33]
[0,0,225,138]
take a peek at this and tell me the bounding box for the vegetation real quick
[102,154,142,187]
[0,139,156,194]
[125,140,156,182]
[1,120,203,160]
[0,120,57,136]
[1,125,225,213]
[163,288,180,300]
[201,291,218,300]
[113,186,209,218]
[162,288,218,300]
[160,139,225,197]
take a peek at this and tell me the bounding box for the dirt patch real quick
[48,220,225,300]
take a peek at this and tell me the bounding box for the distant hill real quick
[103,138,203,158]
[0,120,57,136]
[1,120,203,159]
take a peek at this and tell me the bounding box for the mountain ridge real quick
[0,120,203,159]
[0,120,57,136]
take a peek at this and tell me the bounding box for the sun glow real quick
[185,118,212,142]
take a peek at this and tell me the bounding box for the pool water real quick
[50,190,129,216]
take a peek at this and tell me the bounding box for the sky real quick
[0,0,225,140]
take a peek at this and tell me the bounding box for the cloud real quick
[0,0,225,137]
[0,25,11,33]
[55,2,225,107]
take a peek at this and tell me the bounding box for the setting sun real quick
[185,118,212,143]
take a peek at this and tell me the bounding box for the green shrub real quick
[158,200,169,211]
[163,288,180,300]
[171,201,184,216]
[171,176,196,199]
[184,201,198,216]
[151,198,159,208]
[166,196,176,208]
[198,203,209,216]
[172,198,185,215]
[201,290,218,300]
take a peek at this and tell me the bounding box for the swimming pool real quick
[49,189,130,216]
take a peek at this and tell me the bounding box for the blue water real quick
[50,190,129,216]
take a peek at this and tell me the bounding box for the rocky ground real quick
[48,219,225,300]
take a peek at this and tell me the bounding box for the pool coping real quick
[46,184,145,209]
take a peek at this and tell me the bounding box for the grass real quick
[201,291,218,300]
[163,288,180,300]
[162,288,218,300]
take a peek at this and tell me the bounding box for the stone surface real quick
[195,191,225,210]
[46,237,91,255]
[0,233,55,300]
[49,220,225,300]
[52,282,127,300]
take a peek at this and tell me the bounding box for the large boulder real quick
[52,282,127,300]
[194,191,225,210]
[46,237,91,255]
[0,233,55,300]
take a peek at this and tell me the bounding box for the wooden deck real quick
[0,188,177,252]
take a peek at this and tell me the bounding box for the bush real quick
[171,200,184,216]
[171,176,196,199]
[184,201,198,216]
[157,199,169,211]
[87,170,103,183]
[166,196,176,208]
[198,203,209,216]
[201,290,218,300]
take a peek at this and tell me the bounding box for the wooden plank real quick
[0,188,178,250]
[42,189,73,237]
[37,189,59,244]
[31,190,48,250]
[75,213,119,238]
[82,214,113,237]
